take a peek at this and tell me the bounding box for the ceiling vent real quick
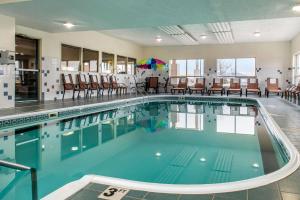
[207,22,234,44]
[159,25,198,45]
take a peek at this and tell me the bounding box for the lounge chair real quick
[227,78,242,96]
[61,74,83,100]
[208,78,224,95]
[110,75,127,95]
[171,77,188,94]
[265,78,283,98]
[101,75,111,95]
[76,74,89,98]
[189,78,206,95]
[89,74,102,97]
[290,82,300,101]
[246,78,261,97]
[284,84,296,99]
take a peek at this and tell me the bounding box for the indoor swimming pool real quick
[0,97,297,199]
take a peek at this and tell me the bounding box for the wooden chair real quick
[146,77,159,93]
[290,82,300,100]
[61,74,83,100]
[110,75,127,95]
[246,78,261,97]
[265,78,283,98]
[89,74,102,98]
[227,78,242,96]
[189,78,206,95]
[171,77,188,94]
[284,84,296,99]
[76,74,89,98]
[101,75,111,95]
[208,78,224,95]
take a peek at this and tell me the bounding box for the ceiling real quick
[102,17,300,46]
[0,0,300,46]
[0,0,298,32]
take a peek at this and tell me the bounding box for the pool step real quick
[209,171,231,183]
[213,151,234,172]
[155,166,184,184]
[171,147,198,167]
[155,147,198,183]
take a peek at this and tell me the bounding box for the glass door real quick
[15,35,39,102]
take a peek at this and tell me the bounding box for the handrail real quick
[0,160,38,200]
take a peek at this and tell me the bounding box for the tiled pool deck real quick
[2,95,300,200]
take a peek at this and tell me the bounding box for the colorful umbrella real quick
[136,58,167,71]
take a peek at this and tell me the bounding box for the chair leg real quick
[240,89,242,97]
[62,90,65,100]
[72,90,75,100]
[245,90,248,97]
[227,90,229,96]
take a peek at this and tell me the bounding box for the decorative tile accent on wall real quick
[0,64,15,109]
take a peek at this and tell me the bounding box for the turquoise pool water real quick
[0,100,288,199]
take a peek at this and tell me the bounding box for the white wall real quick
[0,14,15,108]
[143,42,292,90]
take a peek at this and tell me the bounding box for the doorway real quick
[15,35,39,102]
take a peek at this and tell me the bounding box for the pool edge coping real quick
[7,95,299,198]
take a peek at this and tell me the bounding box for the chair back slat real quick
[247,78,259,89]
[230,78,240,89]
[195,78,205,88]
[267,78,279,90]
[213,78,223,88]
[178,77,188,88]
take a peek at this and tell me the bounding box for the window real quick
[127,57,136,75]
[217,58,256,77]
[169,59,204,77]
[82,48,99,72]
[293,53,300,84]
[187,59,204,76]
[61,44,81,71]
[236,58,255,76]
[101,52,114,74]
[116,55,127,74]
[217,59,235,76]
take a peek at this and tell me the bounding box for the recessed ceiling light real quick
[200,35,207,40]
[253,32,261,37]
[63,22,75,29]
[156,36,162,42]
[293,4,300,12]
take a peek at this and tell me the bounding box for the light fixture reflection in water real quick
[252,163,260,168]
[155,152,162,157]
[200,157,206,162]
[71,146,79,151]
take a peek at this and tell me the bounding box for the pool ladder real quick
[0,160,37,200]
